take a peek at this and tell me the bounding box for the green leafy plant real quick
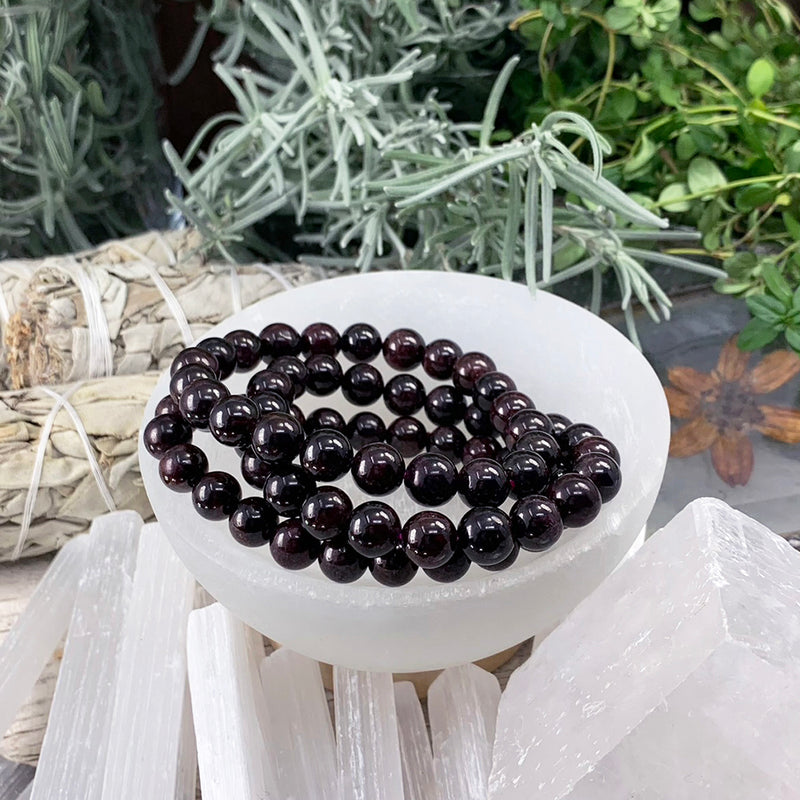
[0,0,164,258]
[740,262,800,351]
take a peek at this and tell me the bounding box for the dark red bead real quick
[319,539,369,583]
[573,454,622,502]
[382,328,425,370]
[269,355,307,398]
[196,337,237,379]
[422,339,463,380]
[208,395,260,447]
[264,466,317,517]
[503,450,549,498]
[547,413,572,437]
[549,474,602,527]
[229,497,277,547]
[240,449,273,490]
[346,412,387,449]
[384,374,426,416]
[158,443,208,492]
[473,371,517,412]
[169,364,216,402]
[504,409,554,447]
[155,395,180,416]
[170,347,220,378]
[404,453,458,506]
[260,323,302,358]
[301,487,353,541]
[490,391,535,433]
[301,429,353,481]
[464,404,494,436]
[304,354,343,396]
[457,458,509,506]
[482,540,520,571]
[351,443,405,495]
[342,363,384,406]
[143,414,192,457]
[340,323,382,363]
[513,430,560,468]
[424,386,466,426]
[387,417,428,457]
[571,435,621,466]
[458,507,514,566]
[247,370,295,402]
[462,436,500,465]
[179,379,230,429]
[427,426,466,461]
[305,407,347,434]
[301,322,340,356]
[192,471,241,520]
[423,550,470,582]
[348,501,402,558]
[403,511,458,569]
[290,404,305,428]
[270,518,321,570]
[452,352,496,392]
[252,412,304,463]
[510,495,563,551]
[252,391,290,415]
[557,422,602,451]
[370,546,418,587]
[224,329,263,370]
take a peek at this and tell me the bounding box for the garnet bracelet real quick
[143,322,622,585]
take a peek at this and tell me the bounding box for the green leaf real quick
[657,83,681,107]
[687,157,727,197]
[746,58,776,99]
[785,142,800,173]
[723,251,758,279]
[761,262,793,304]
[786,327,800,353]
[623,134,656,175]
[675,132,697,161]
[734,183,774,212]
[794,285,800,311]
[658,182,691,212]
[689,0,719,22]
[783,212,800,241]
[738,318,781,350]
[605,6,638,31]
[746,293,787,324]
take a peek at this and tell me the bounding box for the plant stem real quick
[648,173,800,210]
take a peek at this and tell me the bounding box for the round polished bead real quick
[550,473,602,527]
[301,487,353,541]
[342,363,384,406]
[458,458,509,506]
[229,497,277,547]
[348,501,402,558]
[264,466,317,517]
[514,430,560,469]
[384,374,426,416]
[301,429,353,481]
[252,412,304,463]
[169,364,216,402]
[155,394,180,416]
[304,354,343,396]
[208,395,260,447]
[462,436,500,465]
[305,407,346,434]
[452,352,496,392]
[573,454,622,502]
[473,371,517,412]
[170,347,220,378]
[571,435,621,466]
[158,444,208,492]
[192,471,241,520]
[319,539,369,583]
[340,323,382,363]
[424,386,466,426]
[482,540,520,571]
[423,550,470,582]
[260,323,302,359]
[510,495,563,551]
[458,507,515,567]
[422,339,463,380]
[240,448,273,490]
[252,391,290,416]
[547,412,572,437]
[197,337,237,379]
[143,414,192,457]
[301,322,340,356]
[290,404,306,428]
[269,355,307,399]
[403,511,458,569]
[270,518,321,570]
[224,329,263,370]
[490,391,535,433]
[427,426,466,461]
[404,453,458,506]
[557,422,602,451]
[503,450,549,498]
[346,412,387,449]
[464,404,494,436]
[387,417,428,457]
[179,379,229,429]
[370,546,418,587]
[504,409,554,447]
[382,328,425,370]
[351,443,405,495]
[246,370,295,402]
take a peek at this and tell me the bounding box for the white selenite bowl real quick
[139,271,669,672]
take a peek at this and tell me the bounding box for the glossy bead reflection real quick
[504,409,554,447]
[304,354,343,396]
[340,323,382,362]
[351,443,405,495]
[404,453,458,506]
[264,466,317,517]
[158,444,208,492]
[461,436,499,465]
[502,450,549,498]
[346,412,387,449]
[452,352,496,392]
[370,547,418,586]
[510,495,563,551]
[422,339,463,379]
[458,507,515,566]
[270,518,321,570]
[514,430,560,469]
[423,549,470,582]
[246,369,295,402]
[169,364,216,402]
[457,458,510,506]
[463,404,494,436]
[549,473,602,527]
[208,395,260,447]
[301,487,353,541]
[301,429,353,481]
[154,395,180,416]
[269,355,308,398]
[260,322,302,358]
[252,391,290,416]
[319,539,369,583]
[252,412,304,463]
[427,426,466,461]
[143,414,192,457]
[473,371,517,412]
[573,453,622,502]
[191,471,241,520]
[424,386,466,426]
[197,337,237,379]
[386,416,428,457]
[224,329,263,370]
[558,422,602,451]
[571,435,621,466]
[240,448,273,490]
[342,363,384,406]
[179,379,230,429]
[490,391,535,433]
[228,497,277,547]
[383,374,426,416]
[547,412,572,437]
[170,347,220,378]
[482,540,520,571]
[305,407,347,434]
[382,328,425,370]
[301,322,340,355]
[348,501,402,558]
[403,511,458,569]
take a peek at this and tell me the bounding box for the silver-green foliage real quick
[0,0,163,258]
[166,0,725,344]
